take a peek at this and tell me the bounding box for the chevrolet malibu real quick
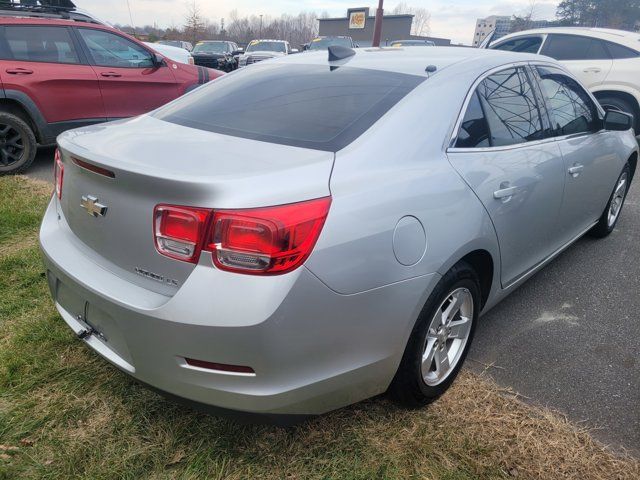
[40,47,637,420]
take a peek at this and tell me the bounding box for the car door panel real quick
[0,25,104,123]
[448,67,566,286]
[76,27,180,119]
[535,65,616,242]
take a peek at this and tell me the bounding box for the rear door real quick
[534,65,618,241]
[75,27,180,119]
[540,34,612,90]
[0,24,104,125]
[447,66,566,286]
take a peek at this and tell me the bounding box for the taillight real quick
[209,197,331,275]
[152,198,331,275]
[188,56,195,65]
[54,148,63,199]
[153,205,210,263]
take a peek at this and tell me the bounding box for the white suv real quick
[486,27,640,129]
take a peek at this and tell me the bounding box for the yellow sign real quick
[349,11,366,29]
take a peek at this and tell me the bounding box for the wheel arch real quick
[0,91,51,144]
[628,150,638,182]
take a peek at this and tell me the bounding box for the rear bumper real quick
[39,197,440,416]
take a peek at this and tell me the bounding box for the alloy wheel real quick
[0,123,25,167]
[421,287,474,386]
[608,172,628,228]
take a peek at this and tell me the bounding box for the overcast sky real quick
[73,0,559,45]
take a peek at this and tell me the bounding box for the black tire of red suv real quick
[0,111,37,175]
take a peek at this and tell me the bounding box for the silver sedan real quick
[40,47,637,420]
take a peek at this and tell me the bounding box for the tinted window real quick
[1,26,79,64]
[492,36,542,54]
[154,64,424,152]
[78,28,153,68]
[605,41,640,59]
[477,68,544,146]
[543,35,610,60]
[246,41,286,53]
[455,92,490,148]
[536,66,600,136]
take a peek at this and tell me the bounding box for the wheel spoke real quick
[448,316,470,339]
[421,337,437,374]
[441,292,463,326]
[0,125,10,136]
[434,348,450,379]
[615,178,627,197]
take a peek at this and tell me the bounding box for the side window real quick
[477,68,544,146]
[455,92,490,148]
[536,66,600,136]
[77,28,154,68]
[491,36,542,54]
[1,26,79,64]
[605,41,640,59]
[542,34,610,61]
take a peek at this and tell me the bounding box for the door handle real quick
[568,164,584,177]
[6,68,33,75]
[583,67,601,73]
[100,72,122,78]
[493,184,518,202]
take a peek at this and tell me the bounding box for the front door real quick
[534,65,619,242]
[75,27,180,119]
[447,67,566,286]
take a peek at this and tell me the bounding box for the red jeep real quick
[0,5,221,174]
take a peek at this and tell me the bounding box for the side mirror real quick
[604,109,633,131]
[152,53,165,67]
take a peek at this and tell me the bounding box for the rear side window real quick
[477,68,544,146]
[0,26,79,64]
[155,64,424,152]
[542,35,610,60]
[492,36,542,54]
[78,28,154,68]
[455,92,490,148]
[536,66,600,136]
[605,41,640,59]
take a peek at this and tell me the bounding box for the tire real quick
[598,95,637,131]
[589,163,631,238]
[389,261,481,407]
[0,111,37,175]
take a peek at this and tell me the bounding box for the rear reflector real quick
[54,148,63,199]
[184,357,255,374]
[153,197,331,274]
[153,205,210,263]
[72,157,115,178]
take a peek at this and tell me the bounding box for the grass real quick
[1,175,639,479]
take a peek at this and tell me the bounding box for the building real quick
[318,7,451,48]
[472,15,511,46]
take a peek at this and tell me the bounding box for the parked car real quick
[146,42,194,65]
[485,27,640,129]
[157,39,193,51]
[238,39,295,67]
[307,36,357,50]
[41,47,637,419]
[0,11,221,174]
[390,39,436,47]
[191,40,241,72]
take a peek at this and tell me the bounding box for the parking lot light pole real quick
[372,0,384,47]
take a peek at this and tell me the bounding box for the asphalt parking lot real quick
[27,147,639,455]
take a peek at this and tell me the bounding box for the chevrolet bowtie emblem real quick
[80,195,108,217]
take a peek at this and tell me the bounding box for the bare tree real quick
[393,2,431,36]
[183,0,206,44]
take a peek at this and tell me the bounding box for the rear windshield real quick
[154,64,424,152]
[309,37,352,50]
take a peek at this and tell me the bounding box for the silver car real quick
[40,47,637,420]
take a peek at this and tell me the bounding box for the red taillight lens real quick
[208,197,331,275]
[153,197,331,274]
[153,205,210,263]
[54,148,64,199]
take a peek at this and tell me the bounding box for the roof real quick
[496,27,640,50]
[270,46,554,79]
[319,14,413,21]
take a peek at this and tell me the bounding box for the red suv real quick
[0,13,221,174]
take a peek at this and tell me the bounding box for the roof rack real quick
[0,1,102,24]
